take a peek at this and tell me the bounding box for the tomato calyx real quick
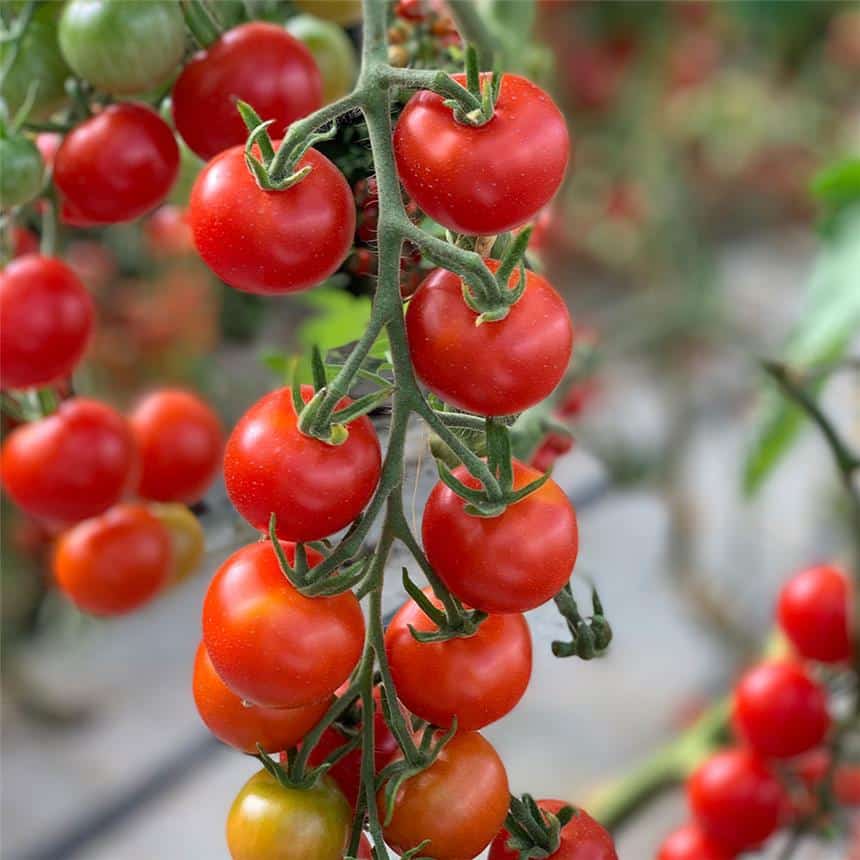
[552,582,613,660]
[503,794,575,859]
[401,566,487,643]
[441,44,502,128]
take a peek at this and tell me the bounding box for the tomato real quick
[11,227,39,258]
[406,260,572,416]
[0,255,94,391]
[189,144,354,295]
[172,23,321,162]
[144,205,194,257]
[1,398,137,524]
[357,835,372,858]
[394,73,570,235]
[224,385,381,542]
[202,540,365,708]
[379,731,509,860]
[149,503,205,582]
[59,0,184,95]
[226,768,351,860]
[530,432,573,472]
[423,460,577,614]
[656,823,734,860]
[385,587,532,730]
[286,14,358,105]
[130,389,223,505]
[687,749,784,852]
[777,564,852,663]
[732,660,830,759]
[0,136,43,208]
[489,799,617,860]
[36,132,63,169]
[54,103,179,225]
[53,503,171,615]
[792,748,860,809]
[295,0,362,26]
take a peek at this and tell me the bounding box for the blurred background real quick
[2,1,860,858]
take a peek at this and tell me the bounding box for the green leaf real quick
[811,159,860,214]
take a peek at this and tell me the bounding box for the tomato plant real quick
[295,0,363,26]
[0,135,43,208]
[657,823,735,860]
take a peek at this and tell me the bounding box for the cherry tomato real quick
[172,23,321,162]
[394,73,570,235]
[189,144,354,295]
[144,205,194,257]
[656,823,734,860]
[489,799,617,860]
[224,385,381,542]
[295,0,362,26]
[530,431,574,472]
[777,564,852,663]
[149,503,205,582]
[687,749,784,852]
[1,398,137,524]
[386,587,532,730]
[53,503,171,615]
[130,389,223,505]
[357,835,372,858]
[406,261,572,416]
[423,460,577,614]
[202,540,365,708]
[54,103,179,225]
[286,14,358,105]
[226,768,351,860]
[379,730,509,860]
[732,660,830,759]
[0,136,44,208]
[792,748,860,809]
[11,227,39,258]
[0,255,93,391]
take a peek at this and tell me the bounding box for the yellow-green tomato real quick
[295,0,362,26]
[226,770,351,860]
[286,14,357,104]
[148,503,205,583]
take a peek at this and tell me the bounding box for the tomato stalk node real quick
[503,793,576,859]
[551,583,613,660]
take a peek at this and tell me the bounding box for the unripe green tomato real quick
[295,0,362,26]
[0,136,44,208]
[59,0,185,96]
[286,14,358,104]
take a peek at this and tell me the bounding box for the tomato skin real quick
[792,748,860,809]
[386,587,532,730]
[130,389,223,504]
[172,23,322,162]
[423,460,577,614]
[1,398,137,524]
[489,799,617,860]
[0,136,44,208]
[357,835,372,858]
[0,255,94,391]
[224,385,381,542]
[656,823,734,860]
[53,503,171,615]
[380,731,509,860]
[54,103,179,225]
[149,503,205,582]
[394,73,570,235]
[777,564,852,663]
[226,768,351,860]
[687,749,784,852]
[189,143,354,295]
[285,15,358,105]
[202,540,365,708]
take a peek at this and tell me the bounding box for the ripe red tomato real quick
[422,460,577,614]
[489,799,617,860]
[54,103,179,224]
[657,823,734,860]
[0,255,94,390]
[777,564,852,663]
[406,261,572,416]
[530,431,573,472]
[192,642,330,755]
[792,748,860,809]
[224,385,381,542]
[732,660,830,759]
[687,749,784,852]
[357,835,372,858]
[385,587,532,730]
[172,22,322,161]
[394,73,569,235]
[11,226,39,258]
[189,143,354,294]
[144,205,194,257]
[53,503,172,615]
[379,731,509,860]
[202,540,365,708]
[130,389,223,505]
[1,398,137,524]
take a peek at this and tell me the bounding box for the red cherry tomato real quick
[0,254,93,390]
[357,835,372,858]
[394,73,570,235]
[1,398,137,523]
[130,389,223,505]
[792,748,860,809]
[656,823,734,860]
[53,503,171,615]
[192,642,330,755]
[144,205,194,257]
[189,144,354,295]
[385,587,532,730]
[489,799,617,860]
[778,564,852,663]
[530,431,573,472]
[732,660,830,759]
[54,103,179,225]
[422,460,577,614]
[202,540,365,708]
[11,226,39,257]
[172,22,322,162]
[406,260,573,416]
[687,749,784,852]
[224,385,381,542]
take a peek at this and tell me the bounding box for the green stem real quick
[446,0,497,69]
